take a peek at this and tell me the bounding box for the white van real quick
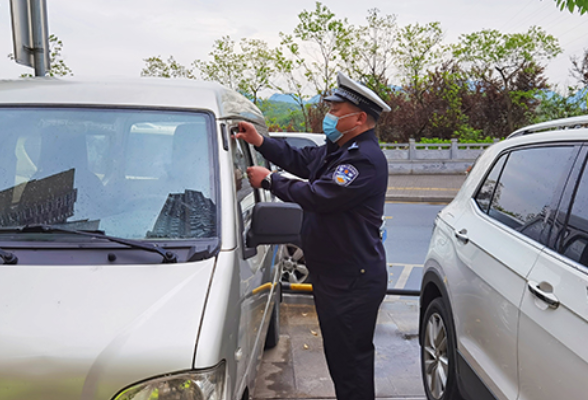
[0,78,301,400]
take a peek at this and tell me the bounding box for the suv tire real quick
[421,297,462,400]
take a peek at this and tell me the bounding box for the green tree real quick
[273,46,312,131]
[46,35,73,77]
[346,8,397,98]
[141,56,194,78]
[554,0,588,14]
[395,22,445,90]
[281,1,354,98]
[237,39,276,105]
[8,34,73,77]
[454,26,562,132]
[258,99,304,131]
[426,62,474,140]
[570,49,588,86]
[193,36,245,91]
[142,37,275,105]
[533,86,587,123]
[390,22,445,137]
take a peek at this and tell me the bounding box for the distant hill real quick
[268,93,298,104]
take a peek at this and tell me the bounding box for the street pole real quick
[30,0,47,76]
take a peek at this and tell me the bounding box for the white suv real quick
[420,116,588,400]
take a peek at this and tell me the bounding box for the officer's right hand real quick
[235,121,264,147]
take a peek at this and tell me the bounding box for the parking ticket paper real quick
[333,164,359,187]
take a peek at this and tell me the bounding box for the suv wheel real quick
[421,297,461,400]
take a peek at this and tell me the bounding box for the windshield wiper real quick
[0,248,18,264]
[17,224,178,263]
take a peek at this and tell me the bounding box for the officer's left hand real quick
[246,166,271,189]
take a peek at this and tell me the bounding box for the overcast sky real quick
[0,0,586,93]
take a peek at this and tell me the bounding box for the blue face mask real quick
[322,112,359,143]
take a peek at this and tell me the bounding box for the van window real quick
[561,159,588,267]
[475,146,575,242]
[0,108,217,240]
[232,137,256,225]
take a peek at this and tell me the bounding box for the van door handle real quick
[454,229,469,244]
[527,281,559,309]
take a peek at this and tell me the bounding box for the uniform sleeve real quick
[270,158,381,213]
[257,137,321,180]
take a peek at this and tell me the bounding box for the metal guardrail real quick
[282,282,420,297]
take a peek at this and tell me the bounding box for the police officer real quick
[236,71,391,400]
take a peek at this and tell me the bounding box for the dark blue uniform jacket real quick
[258,129,388,277]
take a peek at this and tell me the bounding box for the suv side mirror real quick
[246,202,302,248]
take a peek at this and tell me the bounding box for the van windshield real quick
[0,108,217,240]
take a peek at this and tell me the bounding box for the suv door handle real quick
[527,281,560,309]
[454,229,469,244]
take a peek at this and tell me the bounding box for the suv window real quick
[561,158,588,267]
[474,153,507,214]
[475,146,576,241]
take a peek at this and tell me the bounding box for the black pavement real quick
[252,295,425,400]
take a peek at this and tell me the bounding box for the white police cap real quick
[324,72,391,119]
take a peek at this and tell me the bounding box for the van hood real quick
[0,259,216,400]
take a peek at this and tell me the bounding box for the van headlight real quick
[113,361,225,400]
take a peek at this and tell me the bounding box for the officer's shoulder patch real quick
[333,164,359,186]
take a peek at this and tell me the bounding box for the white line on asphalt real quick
[386,263,423,299]
[387,186,459,192]
[387,263,424,268]
[395,264,416,289]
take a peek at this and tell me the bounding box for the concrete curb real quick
[385,194,454,203]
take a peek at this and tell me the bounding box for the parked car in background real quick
[268,132,326,284]
[419,116,588,400]
[0,78,302,400]
[269,131,326,149]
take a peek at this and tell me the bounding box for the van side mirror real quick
[246,202,302,248]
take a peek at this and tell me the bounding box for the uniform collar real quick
[327,128,376,154]
[341,129,377,149]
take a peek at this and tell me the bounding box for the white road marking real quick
[386,263,423,299]
[395,264,416,289]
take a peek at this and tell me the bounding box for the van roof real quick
[0,77,266,125]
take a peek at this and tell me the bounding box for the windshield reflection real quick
[0,108,217,240]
